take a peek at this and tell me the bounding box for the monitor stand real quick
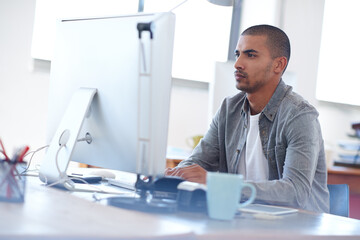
[39,88,97,185]
[106,174,183,213]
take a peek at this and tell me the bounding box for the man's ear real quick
[274,56,287,74]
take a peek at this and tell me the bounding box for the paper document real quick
[239,204,298,215]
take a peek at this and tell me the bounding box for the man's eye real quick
[234,53,240,58]
[248,53,255,58]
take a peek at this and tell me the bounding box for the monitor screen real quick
[39,12,175,184]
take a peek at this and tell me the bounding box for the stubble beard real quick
[235,63,272,93]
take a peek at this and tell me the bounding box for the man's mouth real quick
[234,70,247,81]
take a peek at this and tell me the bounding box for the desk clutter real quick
[0,137,298,219]
[0,161,26,203]
[334,122,360,168]
[105,176,207,213]
[0,139,29,203]
[90,175,298,219]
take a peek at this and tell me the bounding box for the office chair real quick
[327,184,349,217]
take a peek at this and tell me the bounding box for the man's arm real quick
[243,110,327,211]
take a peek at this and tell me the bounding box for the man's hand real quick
[164,164,207,184]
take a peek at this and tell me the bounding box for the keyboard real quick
[107,177,136,191]
[70,182,135,195]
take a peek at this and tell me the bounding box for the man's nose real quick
[234,56,244,70]
[234,55,244,70]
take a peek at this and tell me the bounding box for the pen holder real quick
[0,161,26,203]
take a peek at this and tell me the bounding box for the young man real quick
[166,25,329,213]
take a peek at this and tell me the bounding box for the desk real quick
[328,166,360,219]
[1,177,360,240]
[0,177,193,240]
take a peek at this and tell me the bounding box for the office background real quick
[0,0,359,165]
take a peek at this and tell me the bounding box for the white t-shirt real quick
[238,112,269,181]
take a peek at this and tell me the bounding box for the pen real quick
[0,138,10,161]
[11,145,30,163]
[17,146,30,163]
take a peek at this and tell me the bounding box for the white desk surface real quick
[1,176,360,240]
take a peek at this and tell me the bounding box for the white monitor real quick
[39,12,175,185]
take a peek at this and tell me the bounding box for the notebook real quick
[239,204,298,215]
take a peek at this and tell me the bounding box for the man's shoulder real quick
[280,89,319,117]
[284,90,316,110]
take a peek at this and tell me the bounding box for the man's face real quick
[234,35,275,93]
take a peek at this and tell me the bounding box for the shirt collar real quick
[240,79,291,122]
[262,79,291,122]
[241,95,250,115]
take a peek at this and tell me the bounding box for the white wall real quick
[168,79,209,150]
[281,0,360,152]
[0,0,49,153]
[0,0,359,163]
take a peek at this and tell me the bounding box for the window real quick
[31,0,232,82]
[144,0,232,82]
[316,0,360,106]
[31,0,138,60]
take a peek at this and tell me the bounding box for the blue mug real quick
[206,172,256,220]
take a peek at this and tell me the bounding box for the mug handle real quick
[238,183,256,208]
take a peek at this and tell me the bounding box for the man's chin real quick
[236,83,246,92]
[237,85,254,93]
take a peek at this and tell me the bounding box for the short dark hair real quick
[241,25,291,71]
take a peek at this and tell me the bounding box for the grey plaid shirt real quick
[179,80,329,213]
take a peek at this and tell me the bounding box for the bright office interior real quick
[0,0,359,169]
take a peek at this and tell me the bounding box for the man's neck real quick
[247,79,280,115]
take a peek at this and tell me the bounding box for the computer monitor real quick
[39,12,176,186]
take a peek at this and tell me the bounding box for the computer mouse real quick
[152,176,184,193]
[89,169,116,179]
